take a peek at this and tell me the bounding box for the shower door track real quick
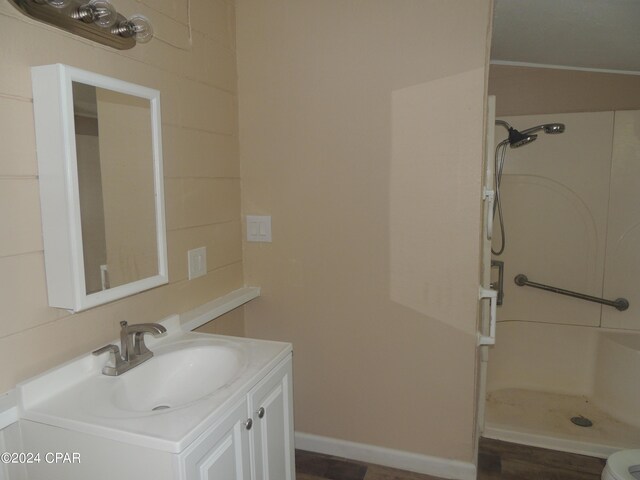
[514,274,629,311]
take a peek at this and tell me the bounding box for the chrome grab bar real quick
[514,274,629,312]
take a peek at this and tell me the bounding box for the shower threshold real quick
[484,388,640,458]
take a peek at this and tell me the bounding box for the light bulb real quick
[128,15,153,43]
[89,0,117,28]
[72,0,117,28]
[112,14,153,43]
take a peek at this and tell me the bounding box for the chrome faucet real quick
[92,321,167,376]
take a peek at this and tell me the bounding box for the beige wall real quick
[489,65,640,116]
[195,308,245,337]
[0,0,244,393]
[237,0,492,462]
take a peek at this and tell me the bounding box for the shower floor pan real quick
[484,388,640,458]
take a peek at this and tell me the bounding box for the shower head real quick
[543,123,565,134]
[495,120,565,149]
[521,123,566,136]
[508,127,537,148]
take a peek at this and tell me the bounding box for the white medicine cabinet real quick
[31,64,168,312]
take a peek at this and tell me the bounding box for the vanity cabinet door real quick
[248,357,295,480]
[181,399,252,480]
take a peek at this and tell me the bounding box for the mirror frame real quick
[31,64,168,312]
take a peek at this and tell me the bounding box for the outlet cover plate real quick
[188,247,207,280]
[246,215,272,242]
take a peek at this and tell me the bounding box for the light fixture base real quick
[8,0,141,50]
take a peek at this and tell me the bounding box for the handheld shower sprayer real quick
[492,119,566,255]
[521,123,566,135]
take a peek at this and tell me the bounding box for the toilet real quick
[602,450,640,480]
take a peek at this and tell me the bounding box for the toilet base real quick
[602,450,640,480]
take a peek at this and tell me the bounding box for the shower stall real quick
[482,109,640,457]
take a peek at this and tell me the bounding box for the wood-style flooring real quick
[478,438,606,480]
[295,438,607,480]
[295,449,445,480]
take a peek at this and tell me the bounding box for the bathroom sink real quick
[77,337,248,418]
[17,316,292,452]
[111,341,245,413]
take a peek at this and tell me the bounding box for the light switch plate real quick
[188,247,207,280]
[246,215,272,242]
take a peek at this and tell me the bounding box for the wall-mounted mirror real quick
[31,64,167,312]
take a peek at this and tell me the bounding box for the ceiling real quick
[491,0,640,74]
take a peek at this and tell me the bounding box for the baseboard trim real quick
[294,432,476,480]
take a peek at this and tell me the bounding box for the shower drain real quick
[570,415,593,427]
[152,405,171,411]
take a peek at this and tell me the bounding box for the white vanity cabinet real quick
[18,328,295,480]
[181,356,295,480]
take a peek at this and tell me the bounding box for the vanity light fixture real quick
[8,0,154,49]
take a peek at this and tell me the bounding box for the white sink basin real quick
[77,337,248,418]
[111,340,245,413]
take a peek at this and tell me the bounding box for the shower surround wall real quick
[484,65,640,453]
[0,0,244,394]
[485,75,640,457]
[488,109,640,383]
[486,65,640,390]
[492,111,614,330]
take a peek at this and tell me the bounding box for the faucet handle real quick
[92,344,120,357]
[92,344,125,375]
